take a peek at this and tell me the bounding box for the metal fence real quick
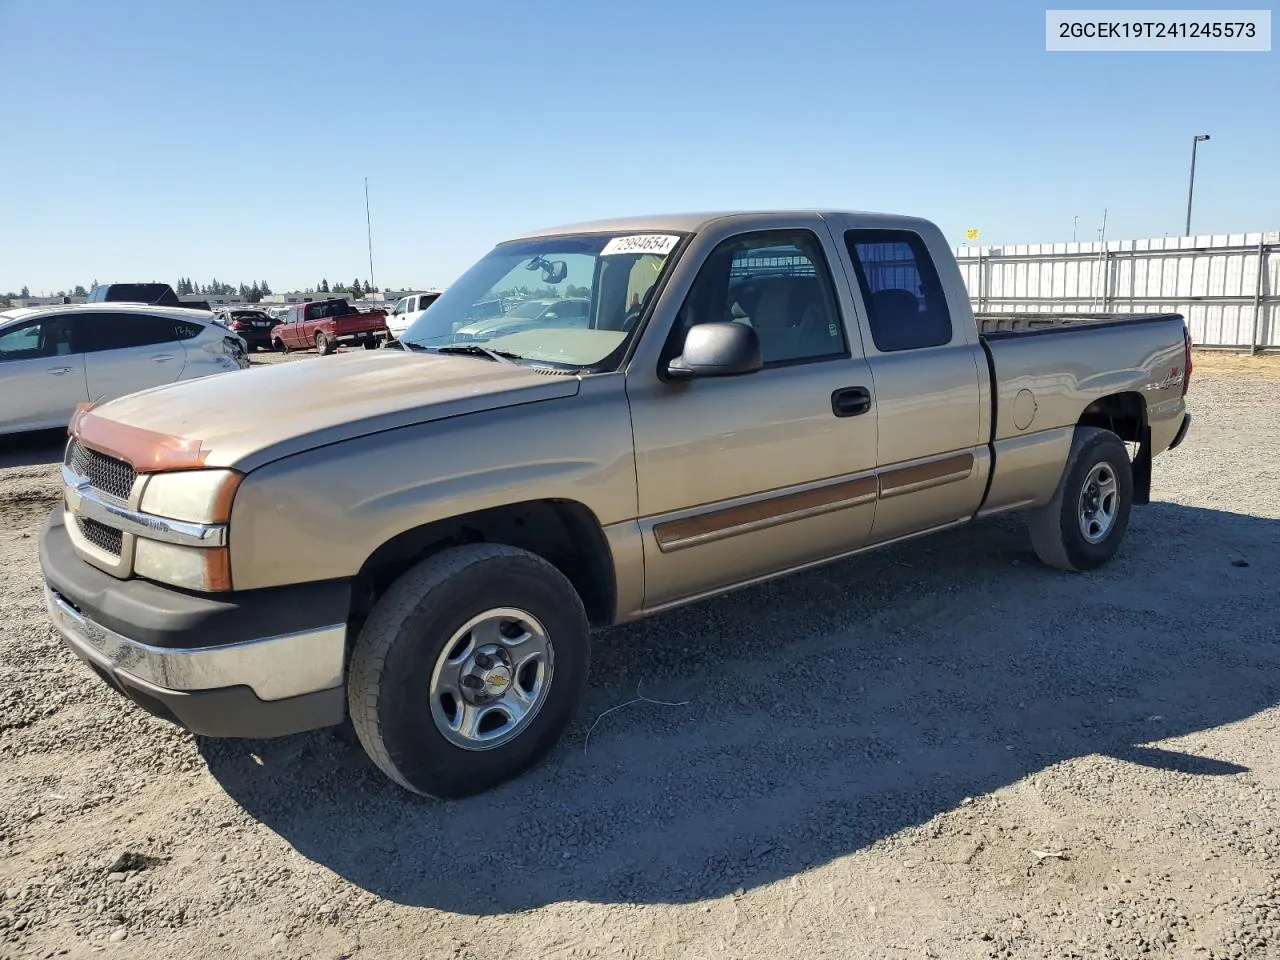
[953,231,1280,352]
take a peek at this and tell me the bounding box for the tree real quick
[351,279,363,297]
[249,282,263,304]
[320,278,330,293]
[259,280,272,296]
[20,285,30,297]
[73,285,87,298]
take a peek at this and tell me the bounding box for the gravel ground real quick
[1,350,1277,960]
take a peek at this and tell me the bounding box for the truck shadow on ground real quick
[201,501,1279,914]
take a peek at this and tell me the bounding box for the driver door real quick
[626,223,879,609]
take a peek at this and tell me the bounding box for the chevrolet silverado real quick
[39,210,1192,799]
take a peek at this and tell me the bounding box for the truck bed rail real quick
[977,311,1183,339]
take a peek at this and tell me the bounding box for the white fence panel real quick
[955,231,1279,350]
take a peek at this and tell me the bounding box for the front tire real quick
[1027,426,1133,571]
[347,544,590,799]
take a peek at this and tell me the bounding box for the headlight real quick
[134,539,232,592]
[139,470,240,523]
[134,470,241,591]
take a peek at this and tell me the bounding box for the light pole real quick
[1185,134,1210,237]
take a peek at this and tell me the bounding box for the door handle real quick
[46,366,74,376]
[831,386,872,418]
[151,355,175,362]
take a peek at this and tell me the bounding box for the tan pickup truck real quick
[39,210,1193,798]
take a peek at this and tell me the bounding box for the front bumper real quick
[40,508,349,738]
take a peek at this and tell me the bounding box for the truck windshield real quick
[398,232,685,370]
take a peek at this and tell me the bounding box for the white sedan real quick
[0,303,250,436]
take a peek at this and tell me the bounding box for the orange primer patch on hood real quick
[70,403,210,473]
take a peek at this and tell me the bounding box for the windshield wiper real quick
[433,344,523,365]
[396,340,429,352]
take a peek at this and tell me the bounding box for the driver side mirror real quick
[664,322,762,381]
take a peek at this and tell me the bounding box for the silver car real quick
[0,303,249,436]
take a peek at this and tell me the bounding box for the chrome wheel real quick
[428,608,554,751]
[1077,461,1119,544]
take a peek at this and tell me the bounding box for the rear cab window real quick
[843,230,953,352]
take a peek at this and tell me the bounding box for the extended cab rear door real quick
[830,218,990,542]
[626,215,879,609]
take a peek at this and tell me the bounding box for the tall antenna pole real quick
[364,177,376,293]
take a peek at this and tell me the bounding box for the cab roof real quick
[509,209,934,240]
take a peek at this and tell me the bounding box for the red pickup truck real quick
[269,298,390,355]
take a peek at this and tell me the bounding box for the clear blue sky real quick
[2,0,1275,294]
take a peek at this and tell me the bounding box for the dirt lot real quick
[1,350,1278,960]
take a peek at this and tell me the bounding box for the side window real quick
[843,229,952,352]
[173,320,202,341]
[0,321,46,361]
[0,317,76,360]
[678,230,847,366]
[392,299,405,316]
[79,313,183,353]
[408,297,418,312]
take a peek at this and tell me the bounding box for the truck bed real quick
[332,311,388,335]
[977,311,1182,338]
[976,310,1188,451]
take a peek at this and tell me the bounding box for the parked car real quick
[0,303,249,436]
[269,297,388,354]
[451,296,590,341]
[216,309,276,351]
[386,291,442,339]
[39,210,1193,800]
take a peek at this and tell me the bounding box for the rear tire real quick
[1027,426,1133,572]
[347,544,590,799]
[363,338,379,350]
[315,331,335,355]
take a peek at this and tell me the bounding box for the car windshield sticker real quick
[600,234,681,256]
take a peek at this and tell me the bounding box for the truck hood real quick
[79,349,581,472]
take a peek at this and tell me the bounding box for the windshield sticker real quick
[600,234,681,257]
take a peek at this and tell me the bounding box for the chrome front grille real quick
[77,516,124,557]
[68,440,136,502]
